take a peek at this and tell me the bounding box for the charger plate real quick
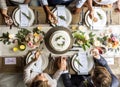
[12,7,35,26]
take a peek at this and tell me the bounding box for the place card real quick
[105,57,114,65]
[4,57,16,65]
[19,4,29,27]
[57,5,67,27]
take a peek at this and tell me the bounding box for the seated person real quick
[115,0,120,12]
[61,48,119,87]
[91,47,120,87]
[41,0,92,24]
[0,0,30,25]
[24,50,67,87]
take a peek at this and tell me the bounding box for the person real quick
[0,0,30,25]
[115,0,120,12]
[24,50,67,87]
[91,47,120,87]
[41,0,93,25]
[61,48,119,87]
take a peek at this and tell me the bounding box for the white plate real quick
[85,7,106,30]
[52,7,72,26]
[71,53,94,73]
[50,30,71,51]
[94,0,117,5]
[12,7,35,26]
[26,51,48,71]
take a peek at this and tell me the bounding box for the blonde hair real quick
[92,66,112,87]
[31,80,50,87]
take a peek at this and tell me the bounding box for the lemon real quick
[13,47,19,52]
[19,44,26,51]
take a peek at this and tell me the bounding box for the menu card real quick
[19,4,29,27]
[77,52,88,75]
[57,5,67,27]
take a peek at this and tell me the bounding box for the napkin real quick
[19,4,29,27]
[56,5,67,27]
[77,52,88,75]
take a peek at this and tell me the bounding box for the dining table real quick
[0,6,120,75]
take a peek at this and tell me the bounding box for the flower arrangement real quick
[97,32,120,52]
[0,26,44,51]
[72,31,95,50]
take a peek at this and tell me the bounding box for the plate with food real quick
[26,50,48,71]
[12,7,35,26]
[52,7,72,26]
[71,53,94,74]
[85,7,107,30]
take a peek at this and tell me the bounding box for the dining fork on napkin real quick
[19,4,29,27]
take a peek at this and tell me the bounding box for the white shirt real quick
[41,0,87,8]
[24,54,67,87]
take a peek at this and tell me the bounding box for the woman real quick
[91,47,119,87]
[24,50,67,87]
[0,0,30,25]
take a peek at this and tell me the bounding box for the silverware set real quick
[78,8,84,25]
[33,9,40,24]
[106,10,113,26]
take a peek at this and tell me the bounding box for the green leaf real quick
[74,58,83,67]
[82,44,86,51]
[97,12,102,20]
[58,15,66,21]
[22,12,31,20]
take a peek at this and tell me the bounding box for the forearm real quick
[24,0,31,4]
[43,5,51,14]
[87,0,93,11]
[76,0,87,8]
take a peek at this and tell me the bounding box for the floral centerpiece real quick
[72,30,95,50]
[97,31,120,52]
[0,26,44,51]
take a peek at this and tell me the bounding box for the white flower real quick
[93,40,101,46]
[84,34,89,40]
[9,34,15,39]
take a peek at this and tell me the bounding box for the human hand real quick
[57,57,67,71]
[47,11,57,24]
[90,48,100,59]
[89,9,94,19]
[34,50,41,61]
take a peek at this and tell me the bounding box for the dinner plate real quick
[85,7,106,30]
[71,53,94,73]
[26,51,48,71]
[52,7,72,26]
[12,7,35,26]
[94,0,117,5]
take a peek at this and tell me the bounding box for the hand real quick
[34,50,41,61]
[1,9,13,26]
[72,7,81,14]
[47,11,57,24]
[91,48,100,59]
[57,57,67,71]
[89,9,94,19]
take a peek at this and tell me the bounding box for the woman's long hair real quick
[92,66,112,87]
[31,80,50,87]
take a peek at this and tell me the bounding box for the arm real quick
[24,0,31,4]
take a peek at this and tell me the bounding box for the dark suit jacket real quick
[94,56,120,87]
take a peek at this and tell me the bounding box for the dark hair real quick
[92,66,112,87]
[31,80,50,87]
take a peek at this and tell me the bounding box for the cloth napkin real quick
[19,4,29,27]
[77,52,88,75]
[56,5,67,27]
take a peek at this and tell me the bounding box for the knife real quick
[78,9,83,25]
[106,11,109,26]
[110,10,112,25]
[81,8,84,25]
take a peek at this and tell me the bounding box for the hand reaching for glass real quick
[90,48,100,59]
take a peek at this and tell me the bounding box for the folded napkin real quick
[56,5,67,27]
[77,52,88,75]
[19,4,29,27]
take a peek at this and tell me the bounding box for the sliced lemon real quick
[13,47,19,52]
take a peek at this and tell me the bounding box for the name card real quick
[105,57,114,65]
[5,58,16,65]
